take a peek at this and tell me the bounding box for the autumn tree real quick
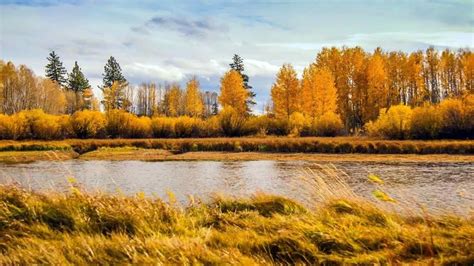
[270,64,300,120]
[230,54,255,112]
[136,82,161,116]
[424,47,441,103]
[219,70,248,115]
[163,84,183,117]
[365,49,389,122]
[45,51,67,87]
[301,66,337,119]
[66,61,91,113]
[184,77,204,117]
[1,61,65,114]
[102,81,130,111]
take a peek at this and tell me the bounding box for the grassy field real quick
[0,137,473,155]
[0,184,472,264]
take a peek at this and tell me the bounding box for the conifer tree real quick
[102,56,127,88]
[230,54,255,112]
[45,51,67,87]
[68,61,90,93]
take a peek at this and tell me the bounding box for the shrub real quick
[312,112,344,137]
[0,114,25,139]
[438,96,473,138]
[105,110,134,138]
[288,112,307,136]
[218,107,246,136]
[151,116,175,138]
[410,105,441,139]
[129,116,152,138]
[366,105,413,139]
[244,115,273,136]
[22,109,62,140]
[70,110,106,138]
[203,116,220,137]
[174,116,204,138]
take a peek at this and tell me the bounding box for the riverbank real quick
[0,185,472,264]
[0,137,473,155]
[1,148,473,164]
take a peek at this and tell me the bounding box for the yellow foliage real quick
[174,116,203,138]
[70,110,106,138]
[271,64,300,120]
[410,104,441,139]
[301,66,338,119]
[218,106,246,136]
[151,116,175,138]
[366,105,413,139]
[437,96,473,138]
[129,116,152,138]
[312,111,344,137]
[288,112,307,136]
[22,109,62,140]
[219,70,248,114]
[184,78,204,117]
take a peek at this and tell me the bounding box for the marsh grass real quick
[0,166,473,264]
[0,137,473,155]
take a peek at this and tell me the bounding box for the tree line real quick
[0,46,472,139]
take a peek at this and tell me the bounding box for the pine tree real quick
[68,61,90,93]
[45,51,67,87]
[102,56,127,89]
[229,54,255,112]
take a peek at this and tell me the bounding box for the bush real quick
[151,117,175,138]
[105,110,134,138]
[22,109,62,140]
[174,116,204,138]
[129,116,152,138]
[312,112,344,137]
[410,105,441,139]
[438,96,473,138]
[70,110,106,139]
[0,114,26,140]
[288,112,307,137]
[366,105,413,139]
[244,115,273,136]
[218,107,246,136]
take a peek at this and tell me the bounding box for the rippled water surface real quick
[1,160,473,212]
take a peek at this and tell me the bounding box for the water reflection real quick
[0,160,472,213]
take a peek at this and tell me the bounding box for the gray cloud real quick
[133,15,226,37]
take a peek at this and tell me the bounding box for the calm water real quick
[1,160,473,213]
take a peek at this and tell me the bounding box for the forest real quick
[0,47,472,140]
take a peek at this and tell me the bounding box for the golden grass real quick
[0,166,473,264]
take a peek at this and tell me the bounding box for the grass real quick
[0,165,473,264]
[0,136,473,155]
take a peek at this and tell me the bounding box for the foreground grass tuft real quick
[0,185,473,264]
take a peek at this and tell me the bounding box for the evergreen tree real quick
[45,51,67,87]
[229,54,256,111]
[102,56,127,89]
[68,61,90,93]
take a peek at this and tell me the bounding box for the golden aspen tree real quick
[460,50,473,94]
[270,64,300,120]
[439,49,458,97]
[301,66,337,119]
[365,50,389,122]
[424,47,441,103]
[184,77,204,117]
[163,84,182,117]
[219,70,248,115]
[406,51,427,106]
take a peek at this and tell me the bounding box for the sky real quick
[1,0,473,112]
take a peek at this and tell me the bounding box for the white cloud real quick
[126,63,185,82]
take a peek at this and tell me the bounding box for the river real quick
[1,160,473,213]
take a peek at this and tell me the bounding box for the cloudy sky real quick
[1,0,473,111]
